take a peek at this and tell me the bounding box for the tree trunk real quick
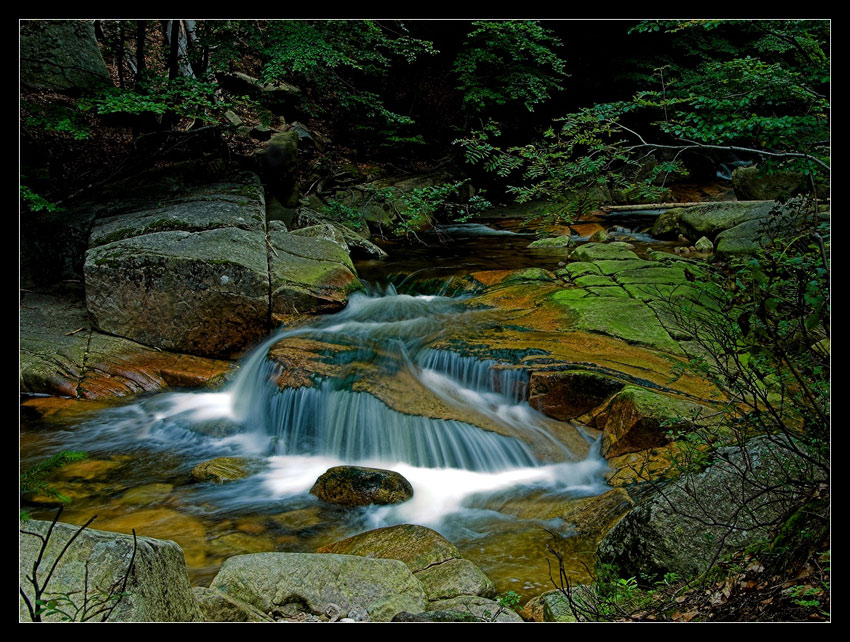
[135,20,146,90]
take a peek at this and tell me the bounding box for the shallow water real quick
[20,212,673,597]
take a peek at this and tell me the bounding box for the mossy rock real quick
[570,242,640,262]
[574,274,618,287]
[563,261,602,277]
[528,235,574,248]
[551,294,682,354]
[594,258,658,275]
[310,466,413,506]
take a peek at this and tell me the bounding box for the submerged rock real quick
[310,466,413,506]
[191,457,263,484]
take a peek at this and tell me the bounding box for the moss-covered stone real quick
[594,258,658,275]
[310,466,413,506]
[613,266,687,285]
[584,286,632,298]
[550,294,682,354]
[563,261,602,277]
[570,242,640,262]
[574,274,618,287]
[601,386,713,457]
[528,235,574,248]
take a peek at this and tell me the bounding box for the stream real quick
[20,212,677,598]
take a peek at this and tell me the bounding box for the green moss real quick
[551,295,682,353]
[595,259,658,275]
[574,274,617,287]
[563,262,601,277]
[585,286,631,298]
[614,266,687,285]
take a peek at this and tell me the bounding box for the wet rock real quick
[191,457,263,484]
[317,524,460,572]
[502,267,557,283]
[414,558,496,601]
[392,610,479,622]
[19,519,202,622]
[268,229,363,322]
[118,483,174,506]
[590,229,611,243]
[207,532,277,556]
[651,208,685,239]
[528,370,624,420]
[310,466,413,506]
[208,552,427,622]
[570,242,640,262]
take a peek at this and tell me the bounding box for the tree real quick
[455,20,829,219]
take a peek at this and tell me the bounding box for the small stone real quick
[348,605,370,622]
[325,603,343,622]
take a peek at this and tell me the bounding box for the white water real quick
[49,284,609,530]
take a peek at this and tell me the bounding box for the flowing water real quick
[20,214,673,597]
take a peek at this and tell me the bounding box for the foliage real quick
[457,20,828,218]
[23,103,90,140]
[200,20,436,130]
[455,113,680,225]
[20,451,88,519]
[20,508,137,622]
[453,20,567,115]
[20,185,63,214]
[80,76,234,124]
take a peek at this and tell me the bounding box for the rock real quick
[677,200,777,238]
[414,558,496,601]
[321,524,497,602]
[208,552,427,622]
[732,165,807,201]
[540,590,577,622]
[310,466,413,506]
[694,236,714,252]
[19,519,202,622]
[191,457,263,484]
[549,293,682,355]
[118,483,173,506]
[425,596,523,622]
[268,229,363,321]
[651,208,684,239]
[317,524,460,572]
[224,110,243,127]
[85,228,270,358]
[502,267,557,283]
[528,370,625,420]
[600,386,712,458]
[590,229,611,243]
[528,235,573,248]
[20,20,110,91]
[596,437,824,580]
[256,131,299,206]
[392,610,479,622]
[84,174,271,358]
[570,242,640,261]
[193,587,273,622]
[207,532,277,556]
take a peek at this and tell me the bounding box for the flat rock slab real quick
[20,290,233,399]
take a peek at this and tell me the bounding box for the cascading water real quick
[29,278,610,593]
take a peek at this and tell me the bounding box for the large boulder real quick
[84,173,270,358]
[192,587,273,622]
[310,466,413,506]
[677,201,776,239]
[19,519,202,622]
[317,524,495,601]
[732,165,807,201]
[208,552,428,622]
[20,20,110,91]
[596,437,824,581]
